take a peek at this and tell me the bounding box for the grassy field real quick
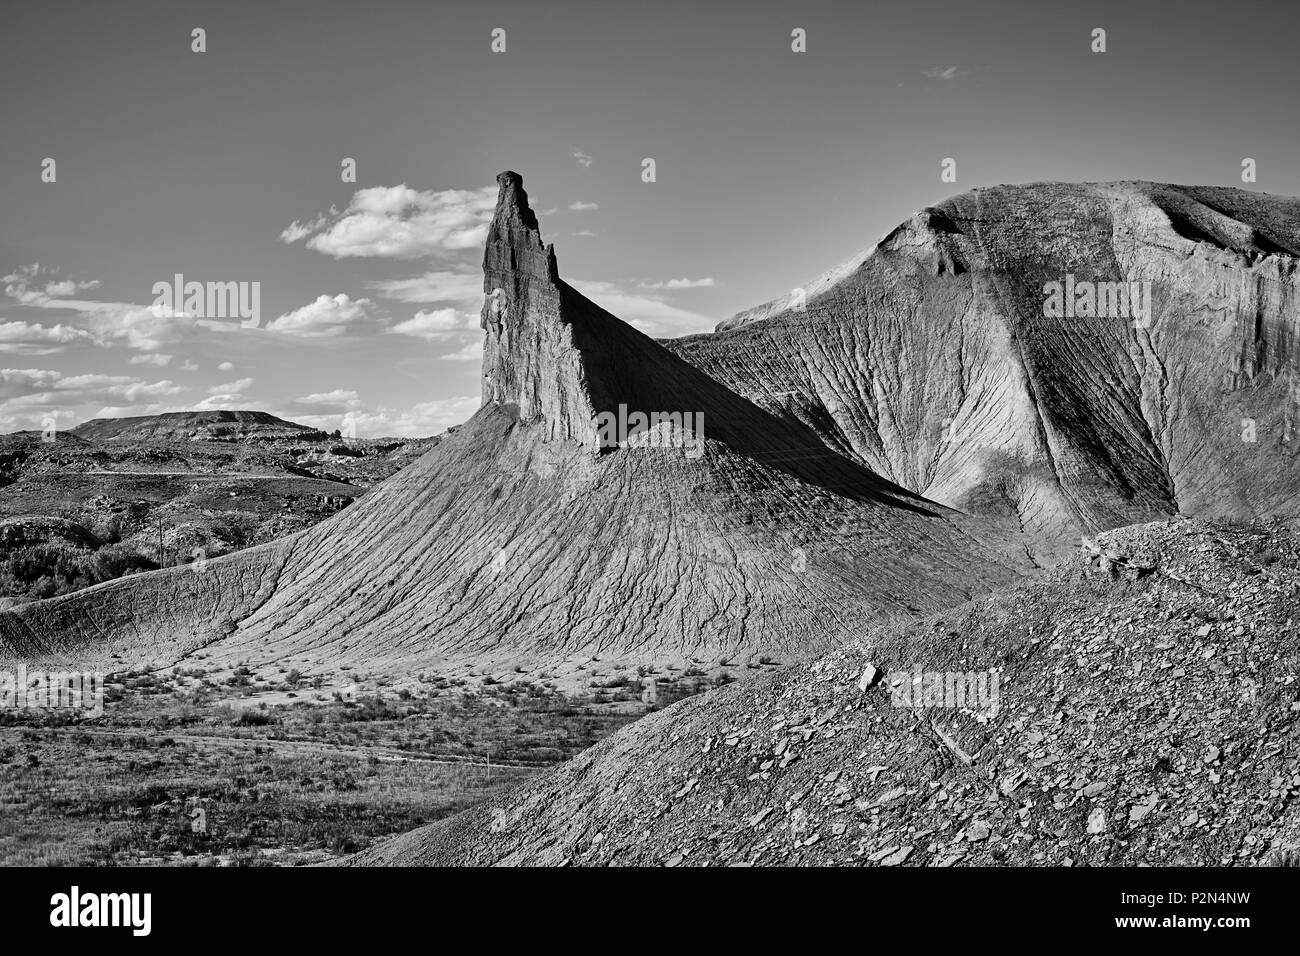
[0,662,732,866]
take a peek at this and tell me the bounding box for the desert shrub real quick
[339,695,397,722]
[0,543,158,599]
[89,543,155,580]
[89,517,122,544]
[233,710,278,727]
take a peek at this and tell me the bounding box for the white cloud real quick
[0,368,184,405]
[61,300,202,353]
[438,339,484,361]
[266,294,374,337]
[281,184,497,260]
[569,201,599,211]
[217,361,234,371]
[5,265,102,306]
[638,277,716,290]
[207,377,254,396]
[0,368,187,430]
[87,404,173,420]
[290,389,362,414]
[195,377,254,410]
[106,305,202,352]
[129,353,174,366]
[367,270,482,306]
[194,397,234,410]
[573,230,598,238]
[568,280,716,338]
[923,65,967,80]
[2,264,217,355]
[44,278,101,297]
[285,396,479,438]
[388,308,475,341]
[353,397,480,437]
[571,148,593,168]
[279,214,326,244]
[0,320,93,355]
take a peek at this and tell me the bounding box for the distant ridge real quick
[71,410,315,442]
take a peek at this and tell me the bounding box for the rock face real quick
[347,519,1300,867]
[669,182,1300,550]
[0,173,1035,682]
[479,172,595,445]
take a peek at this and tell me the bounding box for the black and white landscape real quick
[2,0,1299,899]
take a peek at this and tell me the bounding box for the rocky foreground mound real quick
[348,519,1300,866]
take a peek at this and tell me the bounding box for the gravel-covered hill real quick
[349,519,1300,867]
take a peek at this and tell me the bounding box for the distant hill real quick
[71,410,317,442]
[0,412,437,602]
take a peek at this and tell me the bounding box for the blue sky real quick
[2,0,1297,435]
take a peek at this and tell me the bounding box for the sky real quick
[2,0,1297,436]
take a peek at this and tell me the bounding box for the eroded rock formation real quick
[669,182,1300,548]
[3,177,1296,701]
[0,173,1036,683]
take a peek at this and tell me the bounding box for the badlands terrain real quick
[3,172,1299,866]
[0,411,431,604]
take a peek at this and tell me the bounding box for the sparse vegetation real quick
[0,421,436,601]
[0,664,674,866]
[0,542,157,599]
